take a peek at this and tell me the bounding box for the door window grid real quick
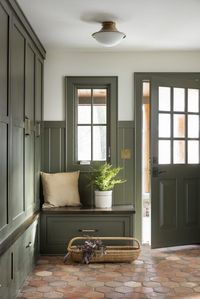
[158,87,200,165]
[76,88,107,162]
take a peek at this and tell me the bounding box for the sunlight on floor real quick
[142,216,151,245]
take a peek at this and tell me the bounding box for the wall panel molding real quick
[43,121,135,207]
[115,121,135,205]
[6,0,46,58]
[43,121,66,173]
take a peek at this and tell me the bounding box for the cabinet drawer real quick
[40,214,133,254]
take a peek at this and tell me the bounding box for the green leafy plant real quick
[89,163,126,191]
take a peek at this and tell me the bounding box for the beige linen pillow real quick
[41,171,81,208]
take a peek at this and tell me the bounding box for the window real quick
[77,88,107,162]
[158,86,200,164]
[66,77,117,170]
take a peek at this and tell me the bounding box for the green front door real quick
[151,76,200,248]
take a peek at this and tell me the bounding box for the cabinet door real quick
[11,221,38,297]
[0,249,10,299]
[24,221,38,273]
[10,18,26,223]
[35,57,43,209]
[12,236,26,294]
[0,1,10,235]
[25,42,35,214]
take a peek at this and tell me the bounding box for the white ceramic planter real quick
[94,190,112,208]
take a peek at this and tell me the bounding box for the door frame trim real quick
[134,72,200,242]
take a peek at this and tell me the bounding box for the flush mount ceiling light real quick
[92,21,126,47]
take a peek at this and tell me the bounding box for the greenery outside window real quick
[66,76,118,170]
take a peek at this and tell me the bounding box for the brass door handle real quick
[152,167,167,177]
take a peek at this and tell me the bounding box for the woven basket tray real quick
[67,236,141,263]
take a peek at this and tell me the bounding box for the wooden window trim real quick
[66,76,118,171]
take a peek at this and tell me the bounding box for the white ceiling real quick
[17,0,200,52]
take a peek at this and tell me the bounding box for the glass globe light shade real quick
[92,21,126,47]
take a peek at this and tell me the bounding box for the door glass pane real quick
[158,140,171,164]
[93,126,106,161]
[158,87,171,111]
[188,115,199,138]
[78,126,91,161]
[173,140,185,164]
[93,89,107,124]
[188,140,199,164]
[159,113,171,137]
[188,89,199,112]
[78,89,91,124]
[173,88,185,112]
[173,114,185,138]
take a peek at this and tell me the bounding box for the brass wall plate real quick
[121,149,131,160]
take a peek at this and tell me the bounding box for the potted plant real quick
[89,163,126,208]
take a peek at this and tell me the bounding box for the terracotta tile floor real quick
[17,245,200,299]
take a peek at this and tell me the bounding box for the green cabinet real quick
[25,42,35,214]
[0,0,10,238]
[10,16,44,222]
[0,249,10,299]
[13,221,38,291]
[10,16,26,224]
[35,56,43,210]
[40,206,135,254]
[25,43,43,214]
[0,0,44,297]
[0,0,44,242]
[0,219,39,299]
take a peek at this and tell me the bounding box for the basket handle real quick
[67,236,140,252]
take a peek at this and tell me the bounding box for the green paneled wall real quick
[43,121,66,173]
[43,121,135,207]
[114,121,135,206]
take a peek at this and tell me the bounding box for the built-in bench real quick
[40,205,135,254]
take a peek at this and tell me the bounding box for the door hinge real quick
[24,117,31,136]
